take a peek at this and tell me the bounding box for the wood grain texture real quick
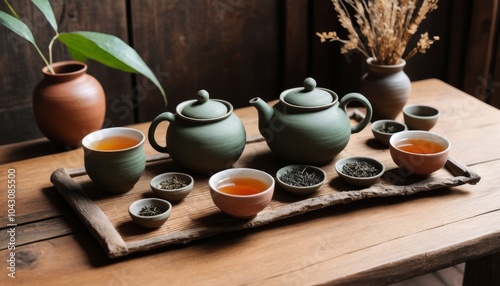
[1,79,500,285]
[49,153,480,258]
[130,0,282,122]
[489,0,500,109]
[0,215,83,250]
[445,0,474,89]
[284,0,310,88]
[50,168,129,258]
[462,0,498,100]
[463,252,500,286]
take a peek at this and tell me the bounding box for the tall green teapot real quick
[249,78,372,165]
[148,90,246,174]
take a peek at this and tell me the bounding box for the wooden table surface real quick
[1,79,499,285]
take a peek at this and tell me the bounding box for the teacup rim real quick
[82,127,145,152]
[209,168,275,198]
[389,130,451,156]
[371,119,408,135]
[403,104,440,118]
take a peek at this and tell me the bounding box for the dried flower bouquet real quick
[317,0,440,65]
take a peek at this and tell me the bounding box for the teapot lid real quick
[281,77,333,107]
[180,90,229,119]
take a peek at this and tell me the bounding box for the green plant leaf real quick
[0,9,52,72]
[0,10,37,44]
[31,0,58,32]
[58,31,167,105]
[66,45,89,63]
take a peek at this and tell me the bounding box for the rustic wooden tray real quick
[50,137,481,258]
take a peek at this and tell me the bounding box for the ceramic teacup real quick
[389,130,450,176]
[82,127,146,194]
[403,105,440,130]
[209,168,275,219]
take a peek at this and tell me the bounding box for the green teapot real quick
[148,90,246,174]
[249,77,372,164]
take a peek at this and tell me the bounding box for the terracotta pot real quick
[359,58,411,121]
[33,61,106,148]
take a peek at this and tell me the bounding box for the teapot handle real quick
[148,112,175,153]
[339,92,373,133]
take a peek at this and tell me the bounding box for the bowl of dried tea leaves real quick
[150,172,194,201]
[371,120,407,146]
[129,198,172,228]
[335,156,385,187]
[276,165,326,195]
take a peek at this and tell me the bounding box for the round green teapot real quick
[148,90,246,174]
[249,78,372,164]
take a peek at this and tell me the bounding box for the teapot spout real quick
[249,97,274,131]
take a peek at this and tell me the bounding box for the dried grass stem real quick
[317,0,440,65]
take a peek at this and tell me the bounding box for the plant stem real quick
[33,44,54,74]
[2,0,54,73]
[4,0,20,19]
[48,34,59,69]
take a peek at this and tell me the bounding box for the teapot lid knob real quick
[281,77,333,107]
[197,89,209,103]
[303,77,316,92]
[180,89,229,119]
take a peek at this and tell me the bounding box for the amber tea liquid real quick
[396,138,445,154]
[217,177,268,195]
[92,136,139,150]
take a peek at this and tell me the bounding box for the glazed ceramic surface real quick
[250,77,372,164]
[209,168,274,219]
[82,127,146,194]
[335,156,385,187]
[389,130,450,176]
[33,61,105,148]
[150,172,194,201]
[403,105,440,130]
[371,120,408,146]
[148,90,246,174]
[128,198,172,228]
[276,165,326,195]
[359,58,411,121]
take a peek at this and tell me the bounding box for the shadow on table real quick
[1,138,68,164]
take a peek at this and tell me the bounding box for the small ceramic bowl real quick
[128,198,172,228]
[276,165,326,195]
[403,105,440,130]
[335,156,385,187]
[371,120,408,145]
[209,168,275,219]
[389,130,450,176]
[150,172,194,201]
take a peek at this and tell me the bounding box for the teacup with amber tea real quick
[82,127,146,194]
[209,168,275,219]
[389,130,450,176]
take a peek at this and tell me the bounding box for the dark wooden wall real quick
[129,0,283,122]
[0,0,497,146]
[1,0,133,144]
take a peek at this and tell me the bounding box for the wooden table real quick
[1,79,499,285]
